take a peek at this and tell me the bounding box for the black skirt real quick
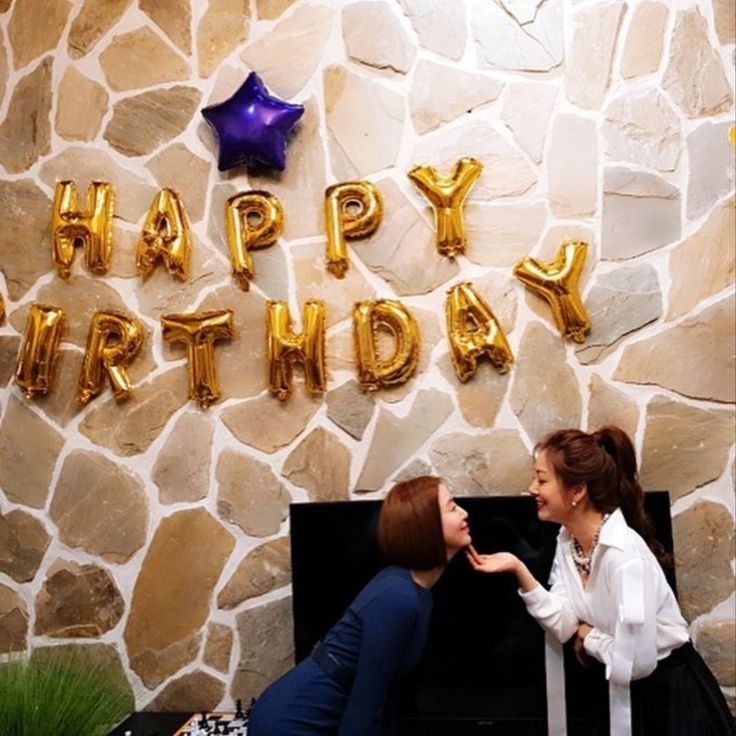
[630,642,735,736]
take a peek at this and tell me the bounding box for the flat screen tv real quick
[289,493,675,736]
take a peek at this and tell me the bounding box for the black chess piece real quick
[235,698,244,719]
[198,711,209,728]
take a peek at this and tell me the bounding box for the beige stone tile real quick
[603,89,680,172]
[547,113,598,218]
[695,621,736,686]
[429,429,531,495]
[99,26,190,92]
[0,57,52,173]
[409,60,502,135]
[575,263,662,364]
[152,412,214,504]
[615,296,736,403]
[713,0,736,45]
[673,501,735,621]
[620,1,668,79]
[146,143,212,224]
[125,508,235,688]
[241,4,334,98]
[398,0,466,60]
[0,583,28,654]
[232,597,293,703]
[222,390,320,454]
[103,86,202,158]
[668,198,735,321]
[50,449,148,562]
[282,426,351,501]
[197,0,250,79]
[470,0,563,71]
[0,509,51,583]
[8,0,71,69]
[144,671,225,712]
[343,0,416,76]
[216,448,290,536]
[256,0,296,20]
[686,121,736,220]
[324,65,406,179]
[0,397,65,509]
[218,537,291,609]
[565,1,626,110]
[140,0,192,55]
[203,622,233,673]
[34,559,124,638]
[586,374,639,440]
[0,179,52,301]
[68,0,133,58]
[501,82,557,164]
[663,8,733,118]
[55,67,109,142]
[356,388,453,491]
[326,379,375,440]
[601,167,680,259]
[509,322,582,443]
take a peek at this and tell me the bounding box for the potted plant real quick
[0,646,133,736]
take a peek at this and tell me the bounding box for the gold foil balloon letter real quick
[137,188,192,281]
[445,283,513,380]
[353,300,420,391]
[226,190,284,291]
[14,303,65,398]
[267,300,326,400]
[408,157,482,257]
[324,181,383,278]
[78,311,143,405]
[513,241,590,343]
[52,180,114,278]
[161,310,234,408]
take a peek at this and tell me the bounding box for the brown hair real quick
[536,426,671,567]
[378,476,446,570]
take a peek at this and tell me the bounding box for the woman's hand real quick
[573,622,594,667]
[466,546,540,593]
[466,546,521,574]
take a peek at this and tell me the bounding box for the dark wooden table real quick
[107,712,192,735]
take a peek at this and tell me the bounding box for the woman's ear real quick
[571,483,588,506]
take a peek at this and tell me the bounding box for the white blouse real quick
[519,509,689,736]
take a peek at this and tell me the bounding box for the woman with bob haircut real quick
[468,425,735,736]
[248,475,471,736]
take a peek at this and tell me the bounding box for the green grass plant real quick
[0,648,133,736]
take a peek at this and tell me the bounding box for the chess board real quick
[173,711,248,735]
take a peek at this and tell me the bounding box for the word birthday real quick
[8,159,591,409]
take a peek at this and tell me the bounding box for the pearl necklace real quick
[571,513,610,577]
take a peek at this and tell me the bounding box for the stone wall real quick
[0,0,734,715]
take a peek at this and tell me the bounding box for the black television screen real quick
[289,493,675,736]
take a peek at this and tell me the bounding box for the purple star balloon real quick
[201,72,305,172]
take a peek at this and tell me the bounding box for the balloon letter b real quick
[78,311,143,404]
[513,241,590,343]
[226,191,284,290]
[137,188,192,281]
[161,310,234,408]
[267,300,326,400]
[445,283,513,380]
[353,300,420,391]
[324,182,383,278]
[52,181,114,278]
[408,158,482,257]
[14,303,65,398]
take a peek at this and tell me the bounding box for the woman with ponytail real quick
[467,425,734,736]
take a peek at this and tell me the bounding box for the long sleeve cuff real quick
[582,627,607,662]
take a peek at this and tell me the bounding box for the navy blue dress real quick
[248,566,433,736]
